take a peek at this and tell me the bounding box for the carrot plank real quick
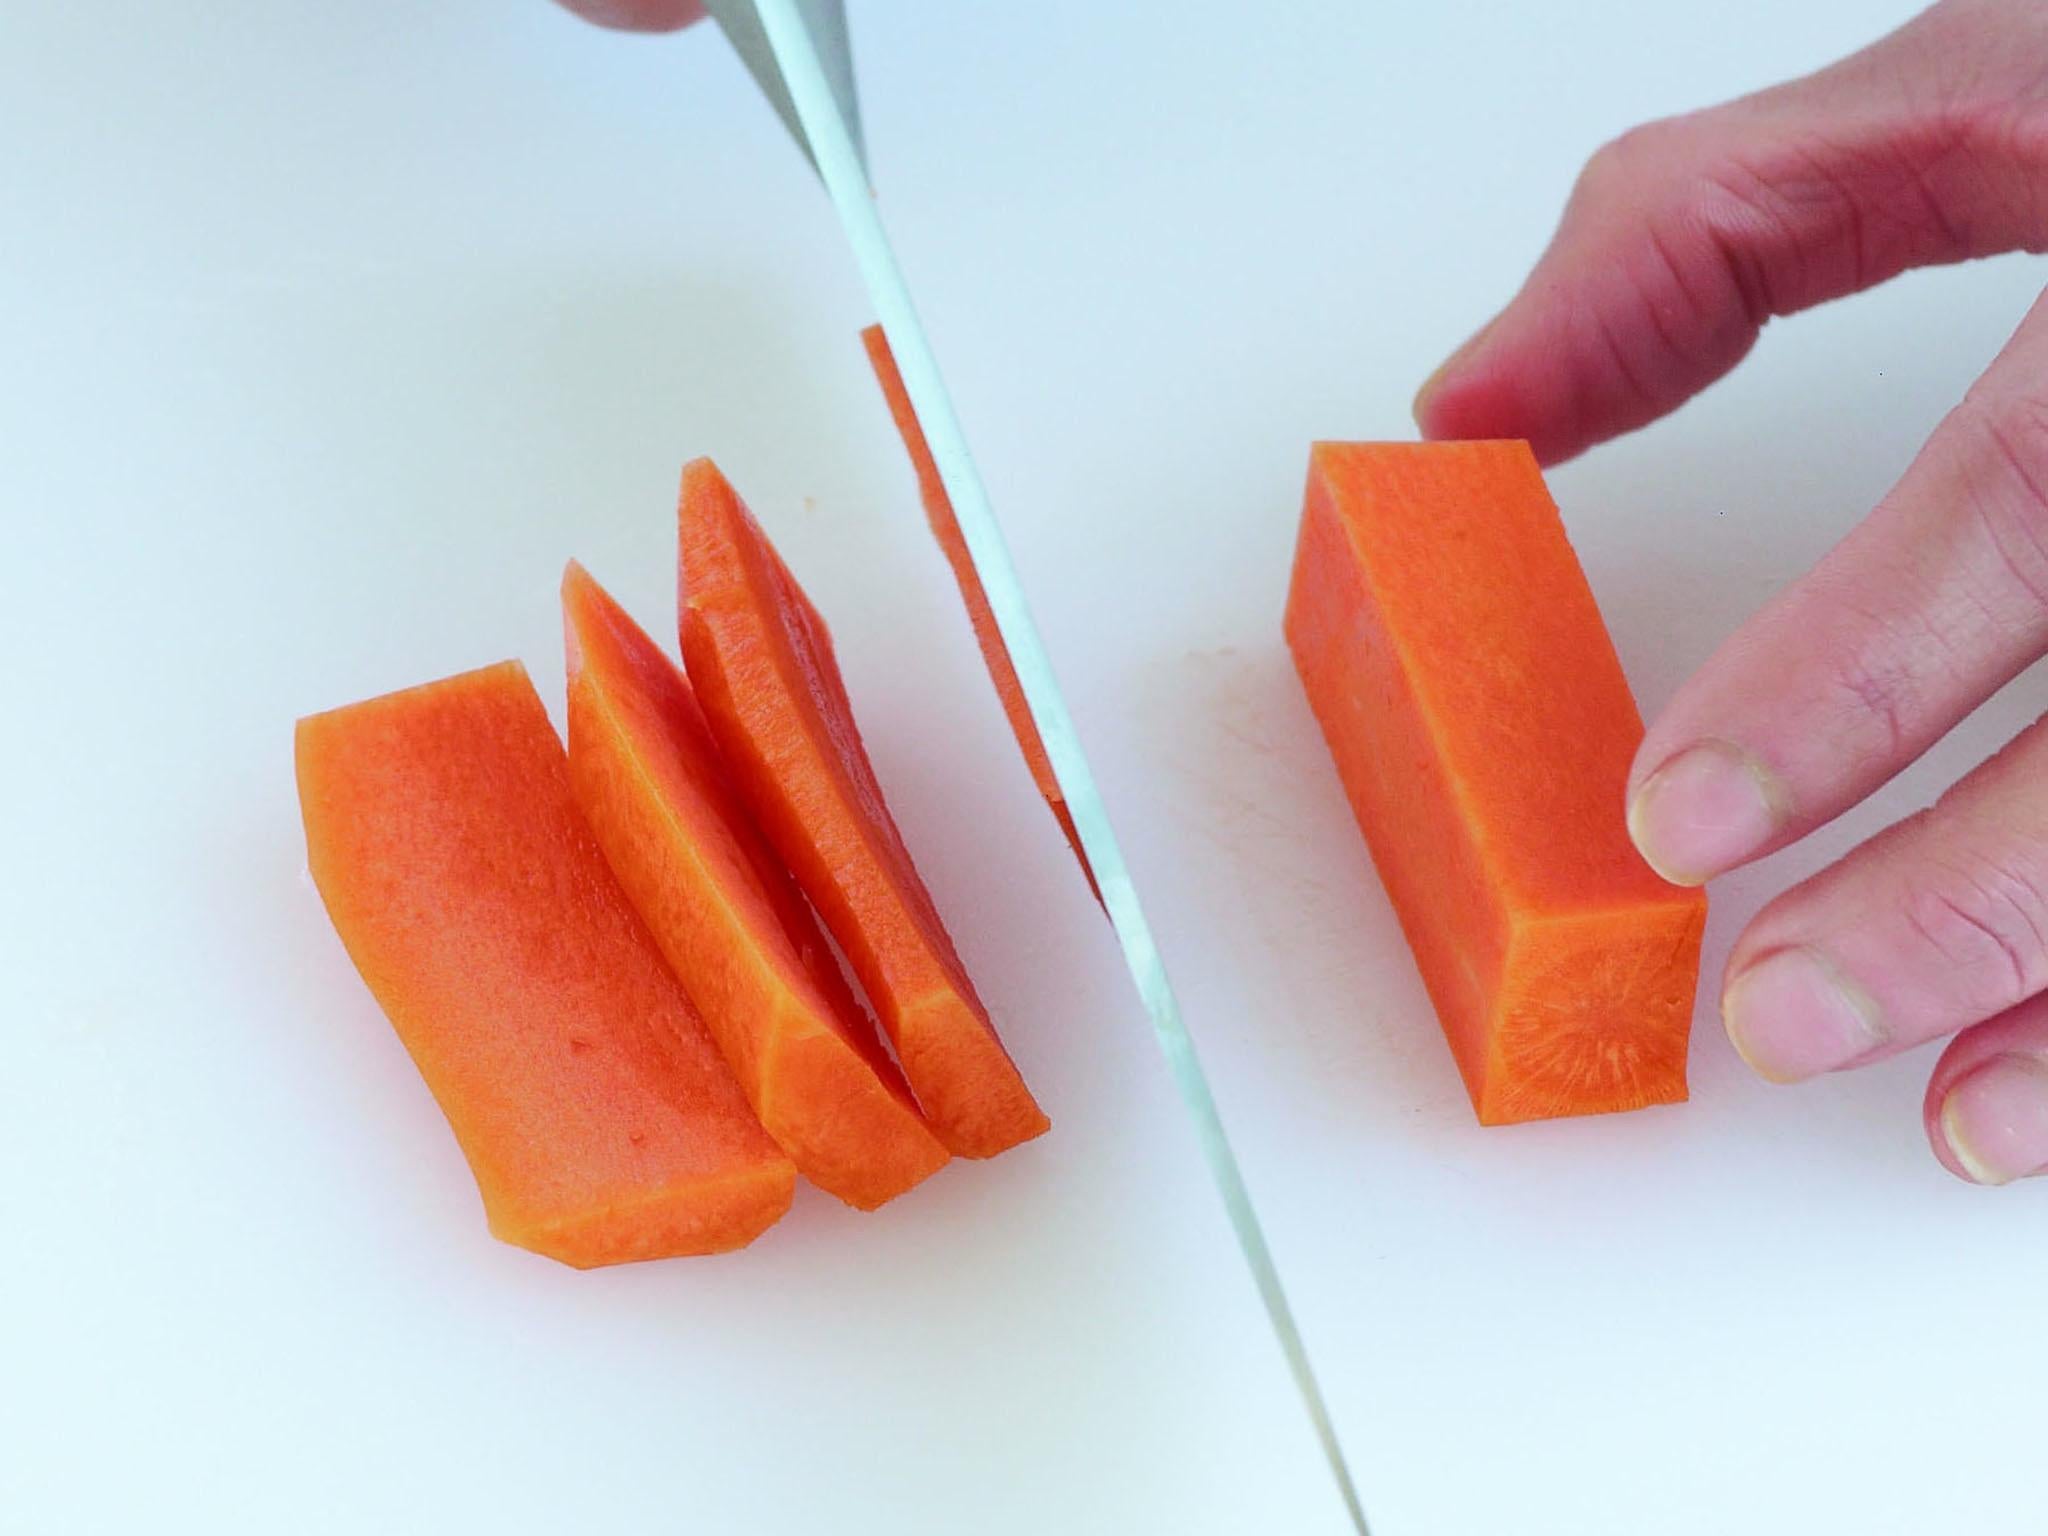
[1284,441,1706,1125]
[296,661,794,1265]
[563,563,948,1209]
[861,325,1099,901]
[678,458,1051,1158]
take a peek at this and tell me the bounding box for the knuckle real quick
[1581,119,1789,327]
[1953,389,2048,617]
[1576,119,1692,206]
[1812,597,1951,766]
[1557,119,1768,410]
[1963,387,2048,515]
[1687,169,1783,326]
[1898,840,2048,1013]
[1999,103,2048,189]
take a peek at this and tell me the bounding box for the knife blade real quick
[701,0,865,177]
[702,6,1369,1529]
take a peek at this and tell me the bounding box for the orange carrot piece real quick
[296,661,794,1266]
[1284,442,1706,1125]
[562,563,948,1209]
[678,458,1051,1158]
[861,325,1098,901]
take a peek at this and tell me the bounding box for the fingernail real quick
[1722,947,1885,1083]
[1939,1053,2048,1185]
[1627,740,1783,886]
[1412,316,1499,428]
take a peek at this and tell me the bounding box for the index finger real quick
[554,0,706,31]
[1414,8,2048,464]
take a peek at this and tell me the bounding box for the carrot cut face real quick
[678,458,1051,1158]
[1283,442,1706,1125]
[295,661,794,1266]
[562,563,948,1209]
[861,325,1098,902]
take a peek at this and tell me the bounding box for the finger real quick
[554,0,705,31]
[1924,997,2048,1185]
[1717,713,2048,1084]
[1414,4,2048,465]
[1624,286,2048,886]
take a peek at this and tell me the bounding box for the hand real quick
[553,0,705,31]
[1413,0,2048,1184]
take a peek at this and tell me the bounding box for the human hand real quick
[1412,0,2048,1183]
[553,0,705,31]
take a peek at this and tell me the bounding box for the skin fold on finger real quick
[554,0,706,31]
[1624,287,2048,887]
[1414,0,2048,466]
[1719,714,2048,1085]
[1924,996,2048,1184]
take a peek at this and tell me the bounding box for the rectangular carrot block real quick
[296,661,795,1265]
[1284,441,1706,1125]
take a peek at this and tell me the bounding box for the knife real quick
[698,4,1368,1528]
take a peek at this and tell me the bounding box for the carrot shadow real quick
[1133,641,1475,1155]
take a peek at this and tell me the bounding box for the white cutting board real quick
[5,2,2040,1532]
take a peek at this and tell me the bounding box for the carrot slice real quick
[861,325,1098,901]
[678,458,1051,1158]
[562,563,948,1209]
[1283,442,1706,1125]
[296,661,794,1266]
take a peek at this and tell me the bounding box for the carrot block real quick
[1284,442,1706,1125]
[563,563,948,1209]
[861,325,1099,902]
[296,661,794,1266]
[678,458,1051,1158]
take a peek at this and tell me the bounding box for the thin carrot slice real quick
[678,458,1051,1158]
[1284,441,1707,1125]
[563,563,948,1209]
[861,325,1098,901]
[296,661,794,1266]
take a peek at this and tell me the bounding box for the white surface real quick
[4,2,2041,1533]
